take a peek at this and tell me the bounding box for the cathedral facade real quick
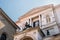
[14,4,60,40]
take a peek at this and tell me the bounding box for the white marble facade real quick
[15,4,60,40]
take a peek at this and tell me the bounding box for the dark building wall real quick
[0,10,16,40]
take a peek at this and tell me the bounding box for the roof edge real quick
[0,8,20,29]
[19,4,53,20]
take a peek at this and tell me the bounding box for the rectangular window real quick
[29,19,30,25]
[33,20,39,27]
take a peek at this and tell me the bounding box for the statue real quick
[25,22,32,28]
[23,22,32,30]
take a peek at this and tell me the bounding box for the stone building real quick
[0,8,19,40]
[14,4,60,40]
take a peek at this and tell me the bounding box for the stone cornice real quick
[19,4,53,20]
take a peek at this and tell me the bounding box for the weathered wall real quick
[0,12,16,40]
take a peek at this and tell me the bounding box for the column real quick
[39,14,42,27]
[30,18,33,27]
[39,15,41,27]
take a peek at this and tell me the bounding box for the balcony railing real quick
[40,21,56,29]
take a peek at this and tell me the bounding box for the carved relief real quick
[0,20,5,29]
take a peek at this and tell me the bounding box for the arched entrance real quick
[0,32,7,40]
[20,36,33,40]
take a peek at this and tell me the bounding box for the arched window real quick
[46,15,51,23]
[0,33,7,40]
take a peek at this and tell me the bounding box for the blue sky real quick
[0,0,60,22]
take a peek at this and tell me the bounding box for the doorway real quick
[0,33,7,40]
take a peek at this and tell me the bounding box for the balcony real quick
[40,21,57,29]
